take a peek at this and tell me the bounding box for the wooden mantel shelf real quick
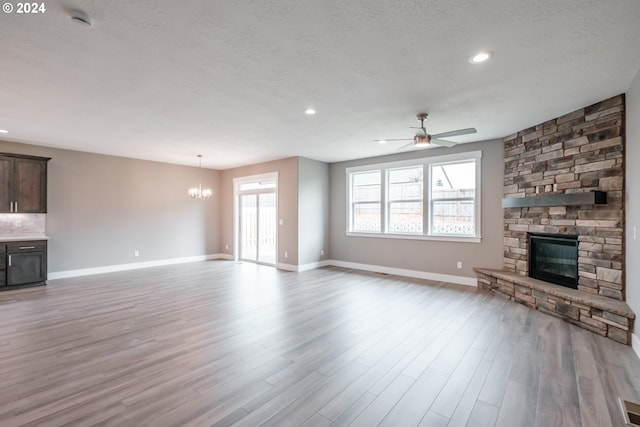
[502,190,607,208]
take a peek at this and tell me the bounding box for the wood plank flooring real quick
[0,261,639,426]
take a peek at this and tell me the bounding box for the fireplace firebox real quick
[528,233,579,289]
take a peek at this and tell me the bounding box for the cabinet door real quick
[0,156,12,213]
[14,158,47,213]
[0,248,6,288]
[7,251,46,286]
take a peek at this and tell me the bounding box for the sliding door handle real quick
[8,254,11,267]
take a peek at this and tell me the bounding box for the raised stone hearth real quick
[475,268,635,344]
[475,94,636,344]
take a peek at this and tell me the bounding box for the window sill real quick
[345,232,481,243]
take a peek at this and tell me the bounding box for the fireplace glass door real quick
[529,234,578,289]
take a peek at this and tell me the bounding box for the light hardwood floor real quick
[0,261,639,426]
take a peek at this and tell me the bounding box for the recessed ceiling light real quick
[469,51,493,64]
[305,108,316,115]
[0,129,8,134]
[376,140,387,144]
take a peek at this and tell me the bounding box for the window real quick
[387,166,423,234]
[429,160,476,236]
[346,151,481,241]
[238,181,276,191]
[350,170,381,232]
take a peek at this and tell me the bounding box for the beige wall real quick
[220,157,299,265]
[329,139,504,277]
[298,157,330,265]
[0,139,221,273]
[626,72,640,327]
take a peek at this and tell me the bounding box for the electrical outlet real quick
[15,221,22,228]
[134,250,139,257]
[320,249,324,256]
[225,244,229,250]
[284,251,288,258]
[279,219,284,225]
[457,261,463,269]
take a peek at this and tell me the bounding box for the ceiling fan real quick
[374,113,477,150]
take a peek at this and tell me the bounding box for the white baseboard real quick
[277,260,331,272]
[276,262,298,272]
[324,260,477,287]
[48,254,226,280]
[276,259,474,285]
[633,332,640,360]
[299,260,332,272]
[48,254,475,287]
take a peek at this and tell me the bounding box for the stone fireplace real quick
[474,94,635,344]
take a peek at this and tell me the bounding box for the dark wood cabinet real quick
[2,240,47,288]
[0,244,5,288]
[0,153,50,213]
[0,157,11,213]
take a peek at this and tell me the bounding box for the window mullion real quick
[348,174,353,232]
[475,157,481,238]
[424,165,430,236]
[381,169,387,233]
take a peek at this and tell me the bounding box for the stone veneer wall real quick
[503,95,625,300]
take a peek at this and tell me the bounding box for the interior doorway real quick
[234,173,278,266]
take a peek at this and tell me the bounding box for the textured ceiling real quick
[1,0,640,169]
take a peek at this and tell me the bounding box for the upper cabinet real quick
[0,153,51,213]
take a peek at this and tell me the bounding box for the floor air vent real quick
[619,398,640,426]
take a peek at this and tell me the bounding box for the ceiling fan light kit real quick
[413,134,431,147]
[374,113,477,151]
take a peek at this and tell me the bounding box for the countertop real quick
[0,236,49,242]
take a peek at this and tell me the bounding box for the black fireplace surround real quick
[528,233,579,289]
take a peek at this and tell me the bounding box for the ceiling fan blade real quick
[431,127,477,139]
[431,138,457,147]
[373,138,413,142]
[396,142,415,151]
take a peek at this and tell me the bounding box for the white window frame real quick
[345,151,482,243]
[348,169,383,233]
[386,165,424,235]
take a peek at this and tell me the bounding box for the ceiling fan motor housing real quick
[414,134,431,147]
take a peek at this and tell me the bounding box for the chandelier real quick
[188,155,212,199]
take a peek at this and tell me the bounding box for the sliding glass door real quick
[239,191,276,265]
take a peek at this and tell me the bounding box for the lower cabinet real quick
[1,240,47,289]
[0,245,5,288]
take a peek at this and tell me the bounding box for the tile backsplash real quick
[0,214,46,238]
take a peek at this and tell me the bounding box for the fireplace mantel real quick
[502,190,607,208]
